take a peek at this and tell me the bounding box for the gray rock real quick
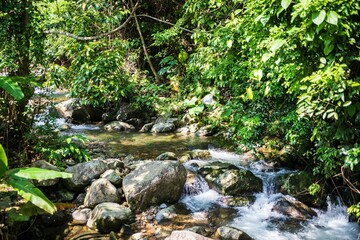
[190,150,211,160]
[84,178,121,208]
[55,188,76,202]
[151,122,176,133]
[115,103,139,121]
[165,230,212,240]
[201,93,216,106]
[64,160,108,191]
[199,162,263,196]
[104,121,135,132]
[195,125,216,136]
[123,161,187,211]
[101,158,124,169]
[139,122,154,132]
[272,196,317,220]
[155,205,178,223]
[31,160,60,187]
[101,169,123,186]
[216,226,253,240]
[155,152,177,161]
[87,202,133,233]
[55,98,77,119]
[72,208,92,224]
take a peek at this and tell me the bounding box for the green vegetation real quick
[1,0,359,222]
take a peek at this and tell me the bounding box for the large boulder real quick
[151,117,179,133]
[216,226,253,240]
[84,178,121,208]
[123,161,187,211]
[199,162,262,196]
[272,196,317,220]
[64,160,108,191]
[276,171,326,207]
[55,98,77,119]
[87,202,133,233]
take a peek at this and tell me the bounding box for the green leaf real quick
[246,87,254,100]
[178,50,188,63]
[253,69,263,81]
[0,77,25,100]
[7,178,57,214]
[312,10,326,26]
[270,39,286,53]
[281,0,292,10]
[0,144,8,177]
[326,11,338,26]
[7,168,72,181]
[343,101,352,107]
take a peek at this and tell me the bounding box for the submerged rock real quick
[87,202,133,233]
[123,161,187,211]
[199,162,263,196]
[84,178,121,208]
[216,226,253,240]
[272,196,317,220]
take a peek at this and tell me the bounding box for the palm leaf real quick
[0,76,24,100]
[6,167,72,180]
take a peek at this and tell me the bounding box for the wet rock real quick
[216,226,253,240]
[126,118,143,129]
[84,178,121,208]
[277,171,326,207]
[155,152,177,161]
[151,122,176,133]
[199,162,263,195]
[155,205,178,223]
[221,196,256,207]
[101,169,123,186]
[123,161,187,211]
[55,98,77,119]
[179,154,192,163]
[87,202,134,233]
[139,122,154,132]
[72,208,92,224]
[272,196,317,220]
[190,150,211,160]
[31,160,60,187]
[165,230,212,240]
[64,160,108,191]
[104,121,135,132]
[55,188,76,202]
[73,193,86,205]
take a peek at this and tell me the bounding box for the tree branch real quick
[136,14,193,33]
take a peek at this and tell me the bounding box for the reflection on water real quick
[82,130,229,159]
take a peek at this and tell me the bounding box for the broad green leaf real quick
[246,87,254,100]
[0,144,8,177]
[326,11,338,25]
[178,50,188,63]
[312,10,326,26]
[324,43,334,55]
[0,77,24,100]
[7,168,72,181]
[343,101,352,107]
[188,105,204,116]
[253,69,263,81]
[281,0,292,10]
[301,0,311,8]
[7,178,57,214]
[270,39,286,53]
[226,40,233,48]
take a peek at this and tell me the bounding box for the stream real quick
[56,120,359,240]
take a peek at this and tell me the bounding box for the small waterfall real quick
[183,174,210,196]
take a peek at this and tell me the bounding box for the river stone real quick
[199,162,263,195]
[151,122,176,133]
[31,160,60,187]
[87,202,133,233]
[276,171,325,207]
[165,230,212,240]
[272,196,317,220]
[156,152,177,161]
[139,122,154,132]
[55,98,77,119]
[104,121,135,132]
[155,205,178,223]
[190,150,211,160]
[101,169,123,186]
[123,161,187,211]
[72,208,92,224]
[201,93,216,106]
[64,160,108,191]
[100,158,124,169]
[84,178,121,208]
[216,226,253,240]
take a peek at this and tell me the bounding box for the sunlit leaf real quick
[312,10,326,26]
[7,168,72,181]
[7,178,57,214]
[0,144,8,177]
[326,11,338,25]
[246,87,253,100]
[0,77,24,100]
[281,0,292,10]
[270,39,286,53]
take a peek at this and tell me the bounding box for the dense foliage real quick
[0,0,359,219]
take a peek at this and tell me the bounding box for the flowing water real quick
[181,149,360,240]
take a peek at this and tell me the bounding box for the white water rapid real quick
[181,149,360,240]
